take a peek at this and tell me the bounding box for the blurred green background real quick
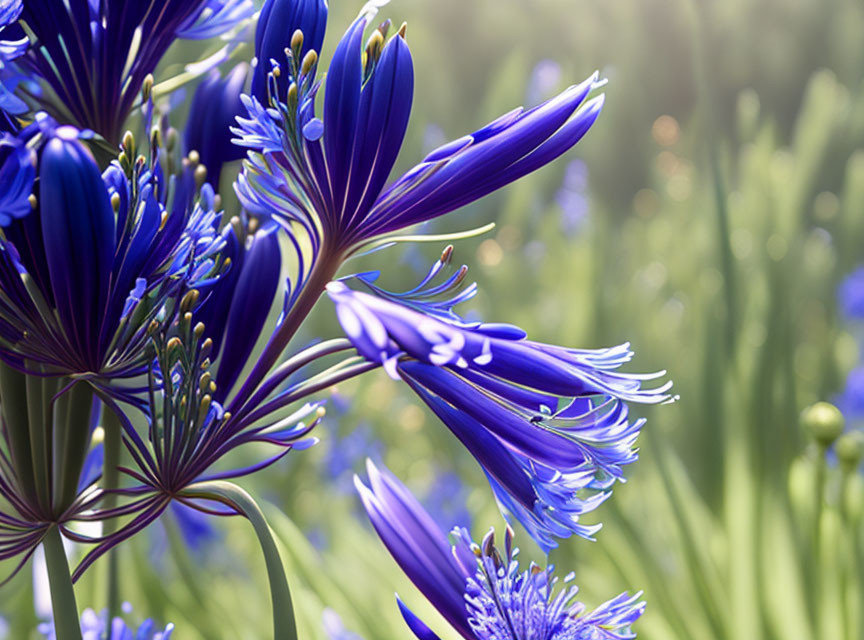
[4,0,864,638]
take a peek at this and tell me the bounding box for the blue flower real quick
[0,0,28,117]
[324,421,383,493]
[327,256,673,551]
[0,126,224,380]
[0,124,35,224]
[15,0,252,142]
[69,302,322,578]
[838,265,864,320]
[185,64,250,188]
[556,159,590,236]
[322,609,365,640]
[835,366,864,423]
[38,606,174,640]
[355,460,646,640]
[233,2,605,256]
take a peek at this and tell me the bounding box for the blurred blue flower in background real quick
[324,421,384,493]
[526,59,562,106]
[39,606,173,640]
[322,608,365,640]
[356,460,645,640]
[835,365,864,423]
[423,471,472,530]
[838,265,864,320]
[556,159,590,236]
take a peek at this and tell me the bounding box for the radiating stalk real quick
[43,526,82,640]
[101,407,123,624]
[227,254,342,417]
[180,481,297,640]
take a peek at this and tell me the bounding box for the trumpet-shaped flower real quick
[0,0,27,118]
[328,255,673,551]
[355,460,645,640]
[11,0,253,142]
[0,124,224,381]
[233,2,605,257]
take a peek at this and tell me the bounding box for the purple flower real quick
[556,159,590,236]
[0,126,224,380]
[355,460,646,640]
[15,0,252,142]
[327,257,673,551]
[839,266,864,320]
[233,4,605,257]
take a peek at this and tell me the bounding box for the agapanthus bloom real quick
[0,0,27,120]
[356,460,645,640]
[7,0,254,142]
[39,606,174,640]
[328,253,673,551]
[0,123,224,382]
[233,0,605,259]
[67,293,322,578]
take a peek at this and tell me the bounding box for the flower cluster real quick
[356,460,645,640]
[0,0,671,637]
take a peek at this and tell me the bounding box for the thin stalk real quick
[180,481,297,640]
[226,254,341,417]
[43,526,82,640]
[101,407,123,624]
[811,446,828,638]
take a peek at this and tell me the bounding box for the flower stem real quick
[180,481,297,640]
[227,254,341,418]
[102,407,123,624]
[43,526,82,640]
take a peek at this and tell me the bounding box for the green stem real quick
[43,526,82,640]
[180,481,297,640]
[101,407,123,624]
[812,447,827,637]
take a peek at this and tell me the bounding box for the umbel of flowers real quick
[0,0,674,638]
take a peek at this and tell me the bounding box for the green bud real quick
[801,402,845,447]
[836,431,864,470]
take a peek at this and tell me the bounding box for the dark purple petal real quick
[39,133,115,370]
[397,598,447,640]
[323,17,367,214]
[341,34,414,240]
[355,461,474,638]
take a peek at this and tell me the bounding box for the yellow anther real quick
[194,164,208,189]
[290,29,304,50]
[301,50,318,75]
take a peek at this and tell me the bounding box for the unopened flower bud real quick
[801,402,845,447]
